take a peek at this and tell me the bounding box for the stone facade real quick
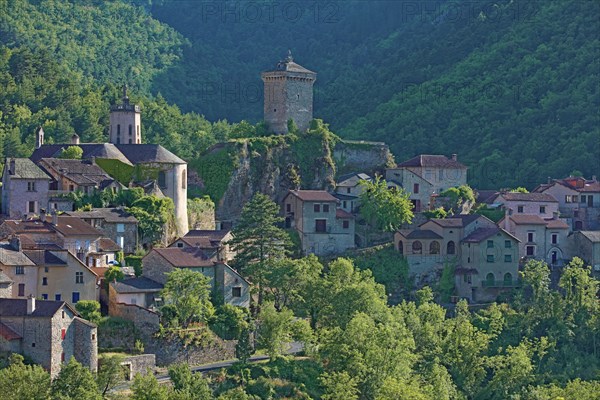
[283,190,355,256]
[109,87,142,145]
[66,208,138,254]
[567,231,600,275]
[492,192,559,218]
[118,354,156,380]
[1,158,51,218]
[262,52,316,134]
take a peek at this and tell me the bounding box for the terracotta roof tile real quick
[0,322,21,341]
[153,247,215,267]
[336,209,355,219]
[287,190,338,202]
[499,192,558,202]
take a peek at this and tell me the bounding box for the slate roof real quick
[0,243,36,266]
[0,270,13,284]
[22,250,67,266]
[177,237,216,249]
[0,322,21,340]
[429,214,481,228]
[115,144,186,164]
[0,298,68,318]
[499,192,558,203]
[579,231,600,243]
[287,190,338,202]
[462,227,520,243]
[112,277,163,294]
[401,229,443,239]
[184,230,230,241]
[475,189,499,204]
[396,155,466,169]
[40,158,115,186]
[152,247,215,267]
[4,158,50,180]
[66,208,138,224]
[507,215,548,225]
[30,144,133,166]
[331,193,358,201]
[1,219,54,234]
[336,172,372,187]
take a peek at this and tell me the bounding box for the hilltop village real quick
[0,54,598,397]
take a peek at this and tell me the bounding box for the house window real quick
[487,255,494,263]
[504,254,512,262]
[487,240,494,249]
[177,242,184,248]
[398,241,403,254]
[15,266,24,275]
[117,124,120,135]
[42,277,48,286]
[464,274,472,284]
[44,266,49,273]
[69,185,74,192]
[182,169,186,189]
[412,241,422,254]
[551,233,558,244]
[505,240,511,248]
[517,206,524,213]
[580,195,586,204]
[75,272,84,284]
[342,220,350,229]
[527,232,534,242]
[61,328,66,340]
[56,294,62,301]
[446,241,455,255]
[346,188,351,194]
[32,342,35,347]
[72,292,80,303]
[42,294,48,300]
[130,298,137,305]
[323,204,330,213]
[117,236,124,249]
[413,183,419,194]
[314,204,321,213]
[315,219,327,233]
[129,124,132,136]
[526,246,535,256]
[343,200,347,209]
[503,273,513,286]
[232,287,242,298]
[18,284,25,297]
[486,273,495,285]
[117,223,125,233]
[430,241,440,254]
[28,201,36,213]
[27,182,36,191]
[286,204,291,213]
[539,206,546,214]
[551,251,558,264]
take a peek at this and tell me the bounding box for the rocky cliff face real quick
[195,132,393,224]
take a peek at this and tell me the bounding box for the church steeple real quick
[109,84,141,145]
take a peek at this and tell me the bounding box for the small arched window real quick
[398,241,403,255]
[447,241,456,255]
[182,169,187,189]
[503,273,512,286]
[430,241,440,254]
[412,241,422,254]
[486,273,495,285]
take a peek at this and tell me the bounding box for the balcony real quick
[481,279,522,288]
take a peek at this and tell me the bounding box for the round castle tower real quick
[261,51,317,135]
[109,85,141,144]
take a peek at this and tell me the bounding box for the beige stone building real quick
[0,297,97,377]
[169,229,234,263]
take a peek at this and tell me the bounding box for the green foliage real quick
[210,305,251,340]
[256,302,297,360]
[319,371,359,400]
[351,245,410,299]
[160,268,214,328]
[168,363,212,400]
[104,266,125,289]
[190,147,236,204]
[58,146,83,159]
[74,300,102,325]
[438,185,475,214]
[359,176,414,232]
[437,262,456,303]
[510,187,530,193]
[131,372,169,400]
[474,205,505,223]
[127,195,175,245]
[95,159,134,186]
[423,207,447,219]
[0,353,51,400]
[125,255,143,277]
[51,358,101,400]
[236,328,254,365]
[188,196,215,230]
[96,354,127,397]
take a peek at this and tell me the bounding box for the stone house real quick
[0,297,97,378]
[66,208,138,254]
[38,158,121,196]
[567,231,600,275]
[1,158,51,218]
[0,236,99,305]
[456,227,520,303]
[395,214,520,302]
[283,190,355,256]
[169,230,234,263]
[0,214,120,268]
[332,173,372,213]
[109,277,163,310]
[141,247,250,308]
[534,176,600,230]
[499,213,570,267]
[490,192,559,218]
[386,154,467,212]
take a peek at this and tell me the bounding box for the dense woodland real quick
[0,0,598,189]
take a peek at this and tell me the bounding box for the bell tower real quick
[261,51,316,135]
[109,85,141,144]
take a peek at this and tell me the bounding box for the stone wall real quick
[334,140,393,176]
[119,354,156,380]
[145,334,236,367]
[74,317,98,373]
[109,302,160,334]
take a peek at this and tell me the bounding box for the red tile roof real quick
[287,190,338,202]
[0,322,21,341]
[544,219,569,229]
[499,192,558,202]
[508,215,547,225]
[335,209,354,219]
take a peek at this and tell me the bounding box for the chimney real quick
[36,127,44,149]
[52,211,58,226]
[593,175,597,182]
[9,235,21,252]
[40,208,46,223]
[553,211,559,220]
[71,134,80,145]
[547,177,552,184]
[27,295,36,315]
[504,208,511,231]
[9,159,15,175]
[451,154,457,161]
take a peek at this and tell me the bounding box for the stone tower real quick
[109,85,141,144]
[261,51,316,135]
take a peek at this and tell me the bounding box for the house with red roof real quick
[282,190,355,256]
